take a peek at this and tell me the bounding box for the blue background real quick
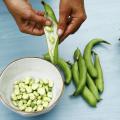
[0,0,120,120]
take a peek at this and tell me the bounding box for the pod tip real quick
[41,1,45,5]
[91,50,97,55]
[97,98,103,102]
[64,81,70,86]
[66,61,72,66]
[103,40,111,45]
[72,92,78,96]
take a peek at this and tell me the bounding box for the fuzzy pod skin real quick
[41,1,57,23]
[82,86,97,107]
[86,73,101,101]
[94,53,104,93]
[72,61,97,107]
[42,1,59,64]
[73,57,87,96]
[83,38,110,78]
[74,48,82,61]
[43,55,72,85]
[72,61,79,85]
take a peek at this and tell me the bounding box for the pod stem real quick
[91,50,97,55]
[41,1,45,5]
[66,61,72,67]
[102,40,111,45]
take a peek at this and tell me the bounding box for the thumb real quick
[58,9,70,37]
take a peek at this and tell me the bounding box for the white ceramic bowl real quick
[0,57,64,117]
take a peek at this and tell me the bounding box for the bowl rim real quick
[0,57,64,115]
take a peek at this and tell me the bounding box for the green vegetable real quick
[42,101,49,108]
[73,48,82,61]
[72,61,97,107]
[72,48,97,107]
[94,52,104,93]
[82,87,97,107]
[44,55,72,85]
[72,61,79,85]
[83,38,110,78]
[37,87,46,96]
[42,1,59,64]
[73,57,87,96]
[72,62,97,107]
[25,107,32,112]
[11,77,54,112]
[37,105,43,111]
[86,73,101,101]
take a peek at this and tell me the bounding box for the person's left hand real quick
[58,0,87,42]
[4,0,51,36]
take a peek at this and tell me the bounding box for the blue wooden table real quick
[0,0,120,120]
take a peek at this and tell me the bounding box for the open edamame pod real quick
[73,56,87,96]
[86,73,101,101]
[94,52,104,93]
[42,1,59,64]
[43,54,72,85]
[83,38,110,78]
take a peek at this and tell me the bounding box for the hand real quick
[4,0,51,36]
[58,0,87,42]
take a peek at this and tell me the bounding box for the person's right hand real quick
[4,0,51,36]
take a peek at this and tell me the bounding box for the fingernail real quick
[46,20,51,26]
[58,29,63,37]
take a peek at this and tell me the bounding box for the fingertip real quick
[33,29,44,36]
[45,20,52,26]
[36,10,45,16]
[57,29,64,37]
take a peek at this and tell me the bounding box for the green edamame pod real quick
[86,73,101,101]
[94,52,104,93]
[73,57,87,96]
[72,60,97,107]
[82,87,97,107]
[74,48,82,61]
[83,38,110,78]
[42,1,59,64]
[72,61,79,85]
[43,53,50,61]
[43,55,72,85]
[41,1,57,23]
[58,58,72,85]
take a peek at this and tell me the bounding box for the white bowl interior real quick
[0,58,63,116]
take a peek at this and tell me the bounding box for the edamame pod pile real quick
[42,1,110,108]
[71,39,110,107]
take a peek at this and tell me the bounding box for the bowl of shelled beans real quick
[0,57,64,117]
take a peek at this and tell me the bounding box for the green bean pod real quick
[43,54,72,85]
[82,87,97,107]
[72,60,97,107]
[42,1,59,64]
[94,52,104,93]
[73,57,87,96]
[72,61,79,85]
[74,48,82,61]
[83,38,110,78]
[86,73,101,101]
[41,1,57,23]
